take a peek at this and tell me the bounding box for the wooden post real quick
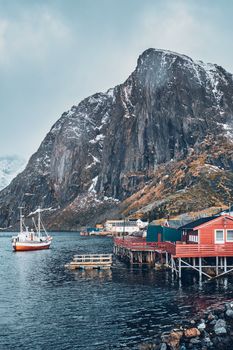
[224,257,227,273]
[178,258,181,279]
[130,251,133,264]
[147,252,153,265]
[165,252,168,266]
[199,257,202,281]
[193,258,196,268]
[216,256,219,276]
[171,256,174,275]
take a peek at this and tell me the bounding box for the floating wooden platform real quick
[65,254,113,270]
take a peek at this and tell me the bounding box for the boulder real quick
[225,302,233,311]
[197,322,206,331]
[189,337,201,345]
[207,313,215,321]
[160,343,167,350]
[184,328,201,338]
[226,309,233,318]
[167,331,183,350]
[214,319,227,335]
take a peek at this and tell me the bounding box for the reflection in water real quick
[73,268,113,281]
[0,232,233,350]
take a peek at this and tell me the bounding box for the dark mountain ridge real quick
[1,48,233,229]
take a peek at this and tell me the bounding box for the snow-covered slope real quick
[0,156,25,191]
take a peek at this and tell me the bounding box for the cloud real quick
[134,1,213,62]
[0,19,8,60]
[0,0,232,159]
[0,8,72,66]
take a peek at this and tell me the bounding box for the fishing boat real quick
[80,231,89,236]
[12,207,52,251]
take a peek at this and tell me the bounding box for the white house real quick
[105,219,148,233]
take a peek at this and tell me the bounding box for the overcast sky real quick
[1,0,233,160]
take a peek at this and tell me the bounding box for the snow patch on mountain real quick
[0,156,26,190]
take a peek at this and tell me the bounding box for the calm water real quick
[1,232,233,350]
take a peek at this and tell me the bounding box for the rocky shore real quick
[140,302,233,350]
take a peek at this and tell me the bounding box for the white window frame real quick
[226,229,233,242]
[189,234,198,243]
[215,229,224,244]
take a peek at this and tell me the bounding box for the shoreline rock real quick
[140,301,233,350]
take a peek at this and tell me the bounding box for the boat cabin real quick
[180,215,233,245]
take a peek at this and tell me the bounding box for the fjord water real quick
[1,233,233,350]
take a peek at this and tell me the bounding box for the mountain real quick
[1,48,233,230]
[0,156,25,191]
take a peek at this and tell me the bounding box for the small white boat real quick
[12,207,52,251]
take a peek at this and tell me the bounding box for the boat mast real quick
[38,206,41,237]
[19,207,24,233]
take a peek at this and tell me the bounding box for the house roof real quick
[179,214,233,231]
[216,206,233,215]
[179,216,217,230]
[193,214,233,230]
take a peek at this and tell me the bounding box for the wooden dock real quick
[114,237,233,281]
[65,254,113,270]
[114,237,167,265]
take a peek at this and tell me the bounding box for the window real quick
[227,230,233,242]
[189,235,198,243]
[215,229,224,243]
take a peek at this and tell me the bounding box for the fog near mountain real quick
[0,156,25,191]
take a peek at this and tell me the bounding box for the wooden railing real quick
[114,238,168,251]
[73,254,112,263]
[114,238,233,257]
[174,243,233,257]
[163,241,176,255]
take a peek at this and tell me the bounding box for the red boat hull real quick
[13,241,51,251]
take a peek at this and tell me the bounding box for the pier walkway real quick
[113,237,233,280]
[113,237,168,265]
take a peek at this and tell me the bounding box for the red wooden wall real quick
[199,216,233,245]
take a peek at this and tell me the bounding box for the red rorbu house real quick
[178,215,233,256]
[165,215,233,280]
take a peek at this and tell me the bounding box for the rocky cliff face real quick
[1,48,233,230]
